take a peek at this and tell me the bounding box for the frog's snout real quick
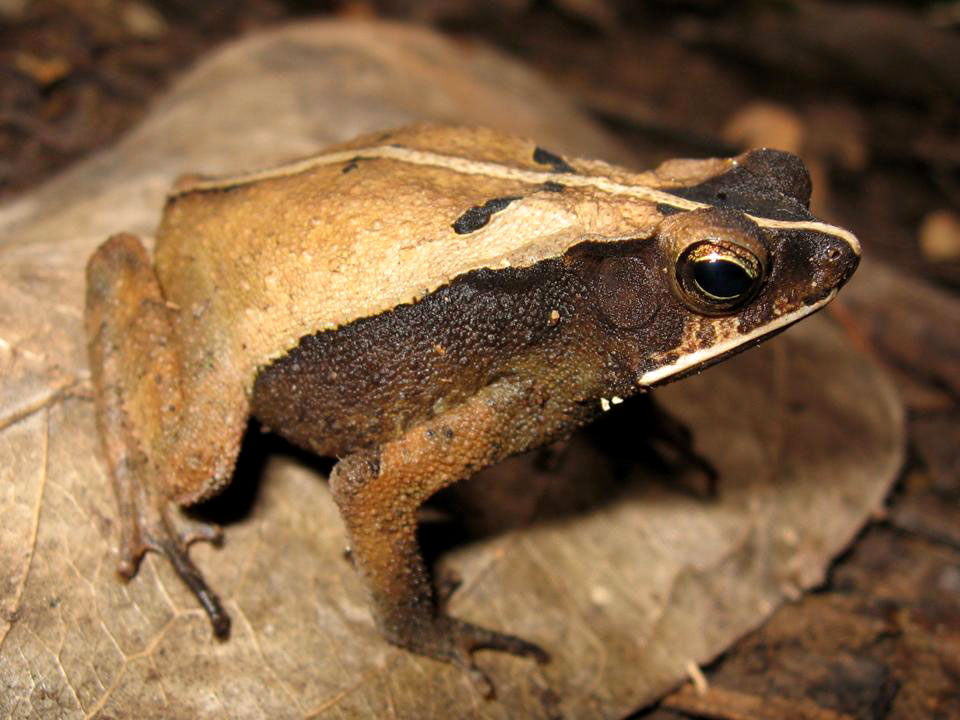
[808,234,860,298]
[825,235,860,289]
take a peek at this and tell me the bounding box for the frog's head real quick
[580,149,860,387]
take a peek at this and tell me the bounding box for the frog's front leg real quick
[86,233,242,638]
[330,378,552,697]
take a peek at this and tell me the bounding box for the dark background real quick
[2,2,957,717]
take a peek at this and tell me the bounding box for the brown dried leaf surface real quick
[0,20,903,719]
[658,526,960,720]
[837,258,960,405]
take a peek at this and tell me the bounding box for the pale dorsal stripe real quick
[173,144,861,255]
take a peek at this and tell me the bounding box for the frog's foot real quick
[117,499,230,639]
[394,615,549,699]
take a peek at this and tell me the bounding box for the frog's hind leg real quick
[85,233,232,637]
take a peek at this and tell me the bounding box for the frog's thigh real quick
[330,378,543,637]
[86,234,187,494]
[86,233,246,501]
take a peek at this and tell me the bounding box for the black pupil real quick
[693,258,753,300]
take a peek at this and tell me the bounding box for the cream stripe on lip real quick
[636,289,838,387]
[171,145,861,256]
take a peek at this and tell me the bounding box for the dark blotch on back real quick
[452,196,521,234]
[533,146,575,174]
[667,149,815,222]
[540,181,566,193]
[341,157,361,174]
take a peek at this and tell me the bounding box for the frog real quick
[84,124,860,695]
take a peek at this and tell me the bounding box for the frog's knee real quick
[85,234,151,302]
[87,233,148,279]
[329,448,382,503]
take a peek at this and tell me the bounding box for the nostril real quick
[827,247,842,261]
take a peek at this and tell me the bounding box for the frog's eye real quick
[675,239,765,314]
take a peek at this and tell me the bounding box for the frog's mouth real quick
[636,288,837,388]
